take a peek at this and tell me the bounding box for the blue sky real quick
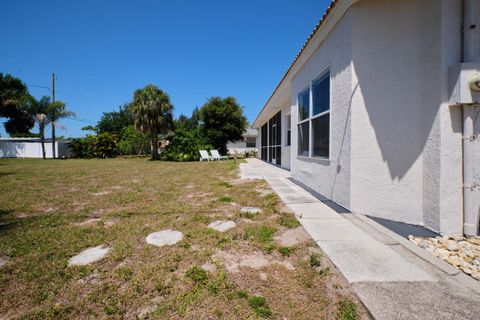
[0,0,330,138]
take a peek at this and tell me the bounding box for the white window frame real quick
[285,114,291,147]
[297,85,311,157]
[297,66,331,160]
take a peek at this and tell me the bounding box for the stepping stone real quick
[146,230,183,247]
[240,207,262,214]
[68,245,110,266]
[208,220,236,232]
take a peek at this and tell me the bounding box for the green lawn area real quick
[0,158,366,319]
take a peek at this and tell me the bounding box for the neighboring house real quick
[0,138,71,158]
[227,128,258,155]
[252,0,480,236]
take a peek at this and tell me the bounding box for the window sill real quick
[296,156,330,164]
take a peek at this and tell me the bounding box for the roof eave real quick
[252,0,360,128]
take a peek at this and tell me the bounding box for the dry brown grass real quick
[0,158,368,319]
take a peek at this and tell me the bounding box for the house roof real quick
[252,0,351,128]
[244,128,258,137]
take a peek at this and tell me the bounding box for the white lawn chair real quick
[210,149,228,161]
[199,150,212,161]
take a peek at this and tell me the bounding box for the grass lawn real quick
[0,158,368,319]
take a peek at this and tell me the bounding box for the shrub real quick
[160,128,212,162]
[117,125,149,155]
[68,133,118,158]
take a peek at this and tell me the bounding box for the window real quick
[297,70,330,158]
[298,121,309,156]
[297,87,310,156]
[312,73,330,115]
[298,88,309,121]
[261,124,268,161]
[246,137,256,148]
[286,115,291,146]
[311,71,330,157]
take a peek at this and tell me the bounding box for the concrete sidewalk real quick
[242,158,480,320]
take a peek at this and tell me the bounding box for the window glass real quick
[298,88,310,121]
[312,72,330,115]
[297,122,309,156]
[286,115,291,146]
[312,114,329,158]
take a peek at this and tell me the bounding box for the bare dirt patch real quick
[0,256,8,268]
[255,187,274,197]
[89,208,106,218]
[274,226,311,247]
[212,249,294,273]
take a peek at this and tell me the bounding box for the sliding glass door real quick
[261,111,281,166]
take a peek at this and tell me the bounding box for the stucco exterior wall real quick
[255,0,478,234]
[290,9,353,209]
[349,0,464,234]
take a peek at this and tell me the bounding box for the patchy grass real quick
[310,252,323,268]
[245,224,277,252]
[278,213,300,229]
[336,297,358,320]
[278,247,294,257]
[0,158,368,319]
[248,295,272,318]
[186,266,209,284]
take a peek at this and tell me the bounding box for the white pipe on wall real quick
[462,0,480,236]
[463,106,477,236]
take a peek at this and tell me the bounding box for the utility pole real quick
[51,73,56,159]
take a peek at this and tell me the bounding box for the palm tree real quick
[32,96,51,159]
[46,101,75,159]
[130,84,173,160]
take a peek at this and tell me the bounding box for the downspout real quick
[462,0,480,236]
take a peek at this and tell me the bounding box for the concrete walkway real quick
[242,158,480,319]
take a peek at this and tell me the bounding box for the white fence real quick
[0,140,70,158]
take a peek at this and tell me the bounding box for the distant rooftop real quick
[244,128,258,137]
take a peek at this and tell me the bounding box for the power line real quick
[26,84,51,91]
[65,116,96,124]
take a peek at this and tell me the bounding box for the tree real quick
[200,97,247,154]
[0,73,35,136]
[32,96,51,159]
[117,125,149,156]
[130,84,173,160]
[46,101,75,158]
[97,104,133,134]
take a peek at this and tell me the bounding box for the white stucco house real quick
[227,128,258,155]
[252,0,480,236]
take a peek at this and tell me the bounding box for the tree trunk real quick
[151,128,159,160]
[52,123,56,159]
[40,124,46,159]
